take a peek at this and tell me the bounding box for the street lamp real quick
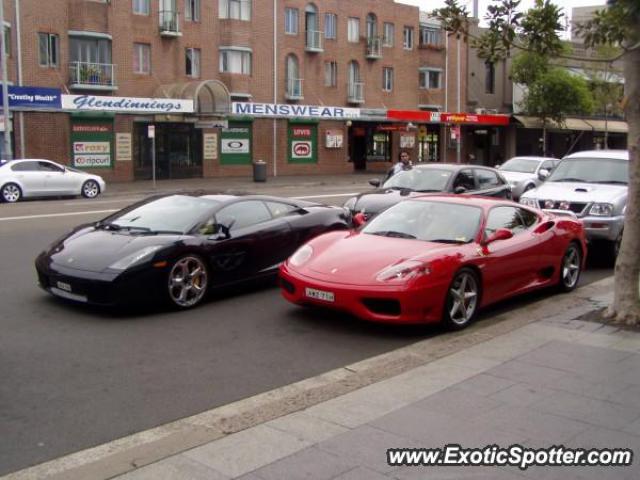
[0,0,11,160]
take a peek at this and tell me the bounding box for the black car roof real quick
[412,163,498,172]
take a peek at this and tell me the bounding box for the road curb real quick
[2,276,615,480]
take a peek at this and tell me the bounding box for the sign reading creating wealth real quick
[232,102,360,120]
[0,86,62,109]
[62,95,194,114]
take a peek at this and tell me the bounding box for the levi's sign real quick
[232,102,360,119]
[62,95,194,114]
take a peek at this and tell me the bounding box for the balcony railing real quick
[68,61,117,90]
[347,82,365,104]
[285,78,303,100]
[159,10,181,36]
[305,30,323,52]
[366,36,383,59]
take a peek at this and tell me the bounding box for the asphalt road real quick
[0,189,614,475]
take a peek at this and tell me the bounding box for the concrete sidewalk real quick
[4,277,640,480]
[103,173,376,198]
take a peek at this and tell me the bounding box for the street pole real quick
[149,124,156,188]
[456,36,461,163]
[15,0,24,158]
[272,0,277,177]
[0,0,12,160]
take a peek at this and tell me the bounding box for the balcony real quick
[159,10,181,37]
[305,30,323,52]
[366,37,382,59]
[285,78,303,100]
[347,82,365,104]
[68,61,117,91]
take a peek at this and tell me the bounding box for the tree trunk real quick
[607,45,640,325]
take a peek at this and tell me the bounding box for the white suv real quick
[519,150,628,256]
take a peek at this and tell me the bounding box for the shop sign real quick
[116,133,132,161]
[387,110,509,126]
[288,123,317,164]
[73,124,112,133]
[292,127,312,137]
[203,133,218,160]
[418,126,428,140]
[0,86,62,109]
[325,129,343,148]
[62,95,194,114]
[232,102,360,120]
[221,139,249,154]
[400,134,415,149]
[74,154,111,168]
[71,120,113,169]
[291,141,313,159]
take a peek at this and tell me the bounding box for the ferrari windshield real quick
[500,158,541,174]
[362,200,482,243]
[105,195,220,233]
[382,168,453,192]
[548,158,628,185]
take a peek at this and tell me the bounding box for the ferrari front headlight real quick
[289,244,313,267]
[376,260,430,283]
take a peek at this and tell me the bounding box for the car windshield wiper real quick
[550,177,587,182]
[368,230,417,239]
[97,223,151,232]
[590,180,628,185]
[428,238,467,244]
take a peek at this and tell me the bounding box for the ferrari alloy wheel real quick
[1,183,21,203]
[559,243,581,292]
[167,255,209,308]
[444,268,480,329]
[82,180,100,199]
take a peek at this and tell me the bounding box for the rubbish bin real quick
[253,159,267,182]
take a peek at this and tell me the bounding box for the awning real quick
[513,115,618,132]
[585,119,628,133]
[154,80,231,115]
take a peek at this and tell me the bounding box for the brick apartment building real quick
[0,0,479,181]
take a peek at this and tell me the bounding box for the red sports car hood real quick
[302,232,462,285]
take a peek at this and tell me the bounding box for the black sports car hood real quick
[47,228,181,272]
[352,189,424,217]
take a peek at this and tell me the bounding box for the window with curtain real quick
[133,43,151,74]
[186,48,200,77]
[324,13,336,40]
[285,8,298,34]
[324,61,337,87]
[70,36,112,64]
[185,0,200,21]
[383,22,394,47]
[382,67,393,92]
[419,68,441,89]
[38,33,59,67]
[219,0,251,21]
[219,49,251,74]
[403,26,414,49]
[347,17,359,43]
[133,0,150,15]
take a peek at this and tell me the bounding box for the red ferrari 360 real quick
[279,195,586,329]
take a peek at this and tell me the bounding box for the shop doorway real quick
[134,123,202,180]
[349,125,368,170]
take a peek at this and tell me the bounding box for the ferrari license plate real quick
[56,281,72,292]
[305,287,335,303]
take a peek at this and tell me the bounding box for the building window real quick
[285,8,299,34]
[285,54,301,97]
[419,68,441,89]
[347,17,359,43]
[186,47,200,77]
[38,33,59,67]
[382,67,393,92]
[70,36,112,65]
[368,132,391,160]
[403,26,414,49]
[133,0,149,15]
[485,62,495,94]
[185,0,200,21]
[219,0,251,21]
[383,22,394,47]
[324,13,337,40]
[133,43,151,74]
[419,25,441,46]
[219,49,251,74]
[324,61,337,87]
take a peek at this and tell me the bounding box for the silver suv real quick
[519,150,628,256]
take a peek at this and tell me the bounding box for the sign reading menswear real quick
[62,95,194,114]
[232,102,360,120]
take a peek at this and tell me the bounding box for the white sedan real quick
[0,159,106,203]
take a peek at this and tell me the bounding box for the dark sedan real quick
[35,193,350,309]
[343,163,511,219]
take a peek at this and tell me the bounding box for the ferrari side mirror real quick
[483,228,513,246]
[353,212,367,228]
[369,178,381,188]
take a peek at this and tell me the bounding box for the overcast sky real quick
[397,0,607,26]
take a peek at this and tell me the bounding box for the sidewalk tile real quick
[411,386,504,419]
[488,382,556,407]
[543,372,632,404]
[569,425,640,449]
[183,425,311,478]
[486,360,567,386]
[622,415,640,436]
[475,405,591,443]
[117,454,229,480]
[530,390,640,430]
[317,425,414,474]
[392,465,527,479]
[248,446,354,480]
[533,341,634,364]
[265,412,349,443]
[331,466,390,480]
[451,373,517,397]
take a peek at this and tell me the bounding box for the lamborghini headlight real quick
[109,246,164,271]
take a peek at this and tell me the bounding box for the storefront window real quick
[367,131,390,161]
[418,128,440,162]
